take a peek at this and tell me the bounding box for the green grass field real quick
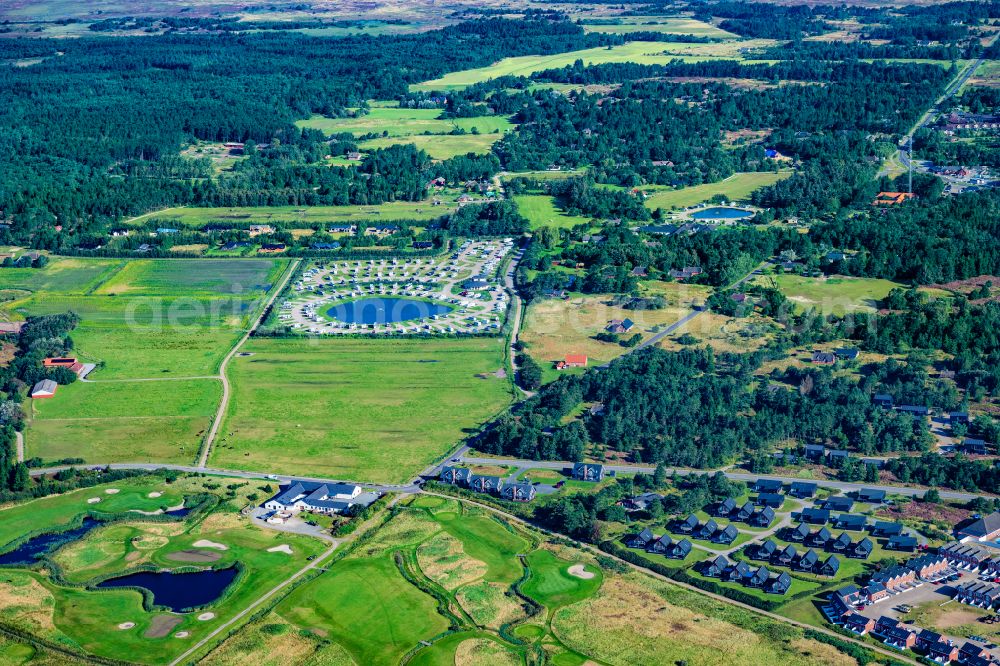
[582,17,739,39]
[129,201,458,228]
[2,258,287,379]
[279,554,448,664]
[357,133,504,160]
[296,107,514,138]
[642,171,792,210]
[27,379,221,464]
[211,337,514,483]
[521,550,603,610]
[411,39,779,91]
[754,273,903,316]
[296,106,514,159]
[4,257,288,466]
[513,194,594,230]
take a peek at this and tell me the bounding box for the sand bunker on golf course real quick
[165,549,222,563]
[567,564,595,580]
[197,612,215,621]
[192,540,227,551]
[105,489,120,494]
[267,544,293,554]
[117,622,135,630]
[174,631,189,639]
[87,498,101,504]
[145,615,182,639]
[148,492,162,498]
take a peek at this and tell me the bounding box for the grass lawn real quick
[755,273,903,316]
[296,107,514,137]
[583,17,739,40]
[357,133,503,160]
[26,379,221,465]
[433,510,528,585]
[212,337,514,483]
[513,194,594,230]
[278,556,448,665]
[410,39,780,91]
[521,550,603,611]
[128,201,459,229]
[642,171,792,210]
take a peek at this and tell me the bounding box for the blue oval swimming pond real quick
[327,297,453,325]
[690,206,754,220]
[97,567,239,612]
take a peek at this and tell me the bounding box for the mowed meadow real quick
[1,257,289,465]
[296,105,516,160]
[211,337,514,483]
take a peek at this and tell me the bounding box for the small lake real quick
[327,297,453,325]
[690,206,754,220]
[97,567,239,612]
[0,518,102,566]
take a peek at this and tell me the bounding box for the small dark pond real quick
[327,297,453,325]
[96,567,239,612]
[0,517,102,566]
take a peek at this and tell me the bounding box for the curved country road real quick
[196,259,301,468]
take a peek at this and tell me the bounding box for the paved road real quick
[196,259,301,468]
[457,455,991,501]
[897,51,991,174]
[27,462,419,495]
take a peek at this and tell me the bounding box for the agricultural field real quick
[410,39,780,91]
[201,495,868,666]
[752,273,903,316]
[26,379,221,465]
[296,107,514,138]
[0,475,328,666]
[582,17,739,40]
[126,199,462,229]
[297,106,515,160]
[520,283,711,382]
[513,194,595,230]
[210,337,514,483]
[641,171,793,211]
[4,257,288,465]
[2,257,287,378]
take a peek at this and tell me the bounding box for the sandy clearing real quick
[87,498,101,504]
[267,544,293,554]
[567,564,595,580]
[148,492,162,498]
[192,540,228,551]
[197,612,215,621]
[105,488,120,494]
[117,622,135,630]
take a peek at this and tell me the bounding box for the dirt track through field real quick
[196,259,300,468]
